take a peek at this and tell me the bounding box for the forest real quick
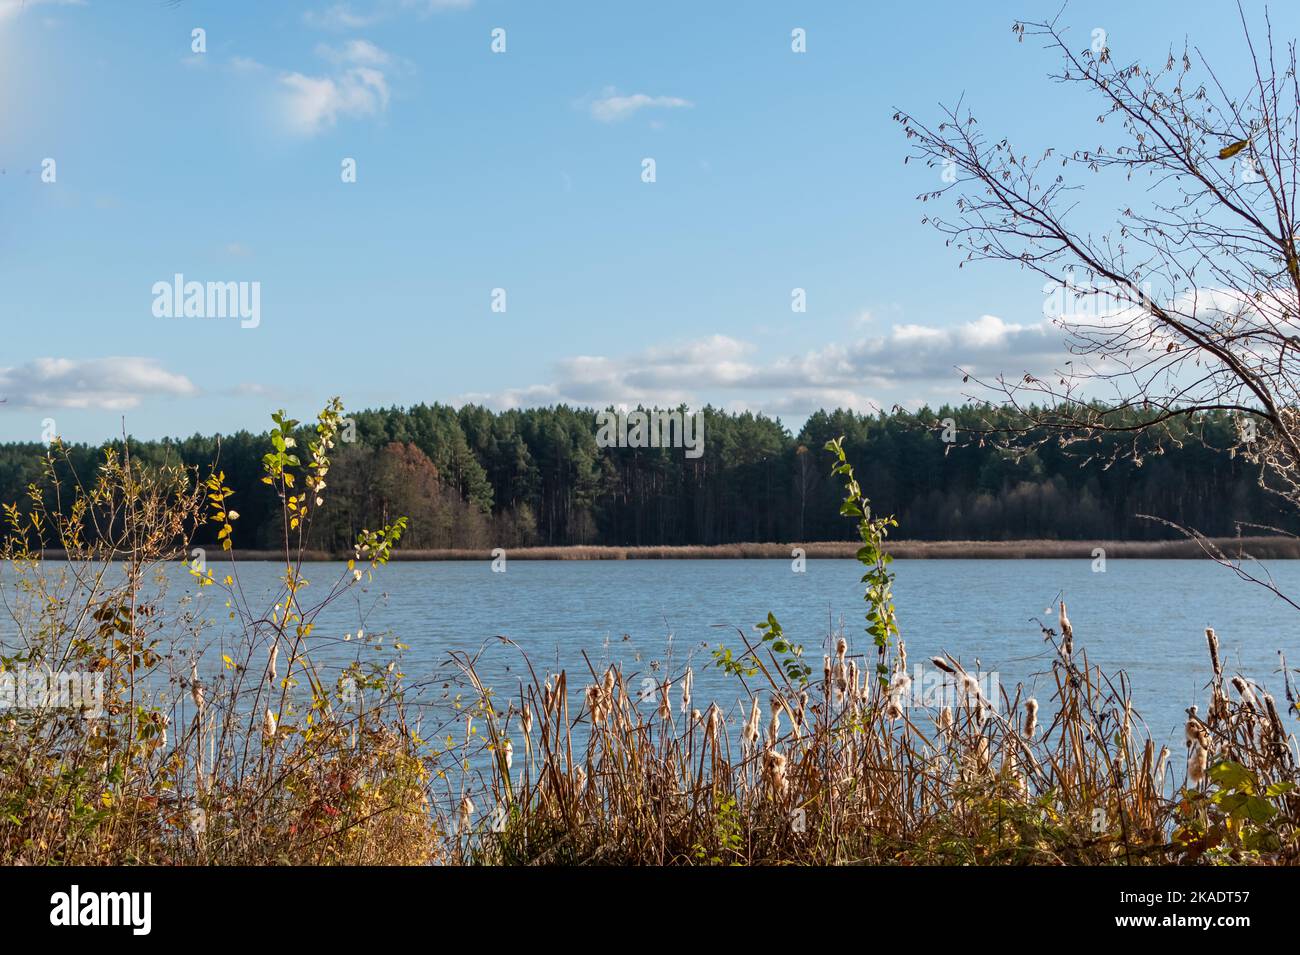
[0,403,1286,552]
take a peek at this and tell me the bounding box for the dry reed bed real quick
[440,609,1300,865]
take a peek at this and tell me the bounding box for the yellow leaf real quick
[1219,139,1249,159]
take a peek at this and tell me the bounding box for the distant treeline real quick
[0,405,1288,551]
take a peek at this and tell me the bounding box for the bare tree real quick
[897,6,1300,513]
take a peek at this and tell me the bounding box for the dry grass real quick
[440,612,1300,865]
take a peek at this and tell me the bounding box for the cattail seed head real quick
[1206,628,1222,677]
[1058,601,1073,656]
[1188,743,1208,786]
[705,702,722,745]
[657,680,672,721]
[1024,698,1039,739]
[1232,675,1259,713]
[763,748,789,797]
[743,696,762,746]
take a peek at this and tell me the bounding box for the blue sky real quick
[1,0,1294,442]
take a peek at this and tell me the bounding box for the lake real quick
[156,556,1300,750]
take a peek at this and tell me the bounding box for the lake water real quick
[156,557,1300,749]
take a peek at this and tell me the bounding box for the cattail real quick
[1058,601,1073,657]
[1024,698,1039,739]
[691,707,701,724]
[836,636,848,666]
[503,739,513,771]
[262,708,277,739]
[833,666,848,707]
[573,765,587,793]
[823,655,832,686]
[190,661,205,714]
[681,667,693,714]
[795,690,809,730]
[743,697,762,747]
[585,684,607,724]
[931,655,955,674]
[960,672,981,707]
[1187,743,1208,786]
[268,641,279,684]
[459,795,474,832]
[974,736,990,773]
[767,696,782,747]
[521,703,533,737]
[889,669,912,705]
[1155,745,1171,789]
[937,706,953,733]
[705,702,722,746]
[1232,676,1259,713]
[603,665,617,699]
[1184,706,1204,746]
[763,748,789,797]
[897,640,907,673]
[1206,628,1222,677]
[657,680,672,721]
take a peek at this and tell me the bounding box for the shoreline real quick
[28,536,1292,561]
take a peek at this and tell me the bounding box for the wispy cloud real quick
[303,0,471,31]
[315,39,391,67]
[588,88,694,123]
[0,358,198,411]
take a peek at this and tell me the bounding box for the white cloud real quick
[456,316,1069,420]
[0,358,198,411]
[589,89,694,123]
[279,65,389,136]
